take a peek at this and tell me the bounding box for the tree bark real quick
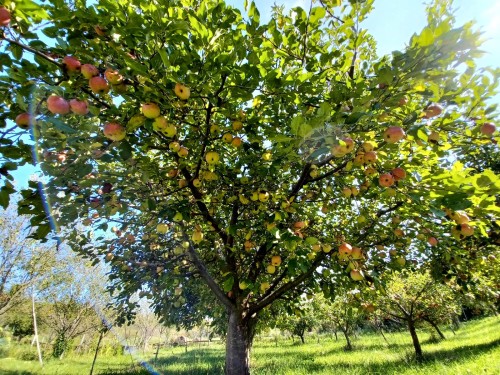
[343,330,352,351]
[408,320,423,361]
[225,311,254,375]
[425,319,445,340]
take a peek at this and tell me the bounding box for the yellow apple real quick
[174,83,190,100]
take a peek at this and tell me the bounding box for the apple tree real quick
[1,0,499,373]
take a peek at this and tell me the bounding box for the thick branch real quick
[1,36,63,68]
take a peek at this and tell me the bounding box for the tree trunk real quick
[225,311,254,375]
[299,334,305,344]
[343,330,352,351]
[408,321,423,361]
[425,319,445,340]
[89,330,104,375]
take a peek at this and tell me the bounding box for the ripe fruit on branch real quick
[104,68,123,84]
[351,247,363,260]
[0,7,11,26]
[379,173,395,187]
[427,237,438,246]
[169,142,181,153]
[460,224,474,237]
[232,120,243,131]
[350,269,364,281]
[89,76,109,94]
[271,255,282,266]
[69,99,89,115]
[258,190,270,202]
[205,151,220,165]
[452,211,469,225]
[244,240,255,251]
[141,102,161,119]
[394,229,404,237]
[222,133,233,143]
[362,141,376,152]
[480,122,496,135]
[103,122,126,141]
[342,187,352,197]
[293,221,306,231]
[174,83,190,100]
[62,56,81,73]
[153,117,176,137]
[47,95,70,115]
[231,137,242,148]
[391,167,406,181]
[338,242,352,257]
[178,147,189,158]
[15,113,34,129]
[262,151,272,161]
[383,126,406,143]
[363,151,377,164]
[424,104,443,118]
[266,265,276,274]
[192,228,203,244]
[81,64,99,79]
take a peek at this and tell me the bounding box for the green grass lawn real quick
[1,316,499,374]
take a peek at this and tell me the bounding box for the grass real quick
[0,316,499,374]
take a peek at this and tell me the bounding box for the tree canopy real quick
[0,0,499,373]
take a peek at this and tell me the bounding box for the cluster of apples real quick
[338,242,365,281]
[265,255,282,274]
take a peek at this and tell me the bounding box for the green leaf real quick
[222,275,234,292]
[418,28,434,47]
[309,7,326,23]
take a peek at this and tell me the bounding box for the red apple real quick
[363,151,377,164]
[383,126,406,143]
[480,122,496,135]
[424,104,443,118]
[81,64,99,79]
[105,68,123,84]
[15,113,34,129]
[460,224,474,237]
[338,242,352,256]
[379,173,394,187]
[391,167,406,181]
[427,237,438,246]
[62,56,81,74]
[0,7,11,26]
[47,95,70,115]
[89,76,109,94]
[350,269,364,281]
[103,122,126,141]
[69,99,88,115]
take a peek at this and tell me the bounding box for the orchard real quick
[0,0,499,374]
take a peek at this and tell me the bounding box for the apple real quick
[480,122,496,135]
[210,124,220,135]
[105,68,123,84]
[364,167,377,177]
[342,187,352,197]
[350,269,364,281]
[354,153,365,165]
[452,211,469,224]
[322,244,332,253]
[174,83,190,100]
[142,102,161,119]
[395,257,406,266]
[293,221,306,230]
[262,151,272,161]
[168,169,179,178]
[258,190,270,202]
[81,64,99,79]
[460,224,474,237]
[338,242,352,256]
[153,117,177,136]
[169,142,181,153]
[47,95,70,115]
[383,126,406,143]
[424,104,443,118]
[351,247,363,260]
[391,167,406,181]
[206,151,220,164]
[351,186,359,196]
[192,229,203,244]
[89,76,109,94]
[244,240,255,251]
[193,178,202,188]
[178,179,188,188]
[69,99,89,115]
[232,120,243,131]
[173,212,183,222]
[222,133,233,143]
[157,223,169,233]
[331,144,347,158]
[427,237,438,246]
[105,252,114,262]
[231,137,242,148]
[379,173,394,187]
[271,255,282,266]
[394,228,404,237]
[266,265,276,274]
[363,151,377,164]
[239,281,248,290]
[62,56,81,74]
[0,7,11,26]
[362,141,376,152]
[15,113,34,129]
[103,122,126,141]
[178,146,189,158]
[341,137,355,153]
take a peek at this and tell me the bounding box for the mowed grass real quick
[0,316,499,375]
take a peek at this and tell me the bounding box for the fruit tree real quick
[1,0,499,373]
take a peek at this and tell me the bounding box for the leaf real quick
[309,7,326,23]
[0,187,9,209]
[222,275,234,292]
[419,28,434,47]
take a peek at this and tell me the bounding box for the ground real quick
[0,317,498,374]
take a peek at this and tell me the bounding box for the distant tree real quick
[0,205,57,316]
[274,297,318,344]
[375,270,460,361]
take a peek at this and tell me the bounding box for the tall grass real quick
[0,316,498,374]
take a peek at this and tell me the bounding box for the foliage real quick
[0,0,499,372]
